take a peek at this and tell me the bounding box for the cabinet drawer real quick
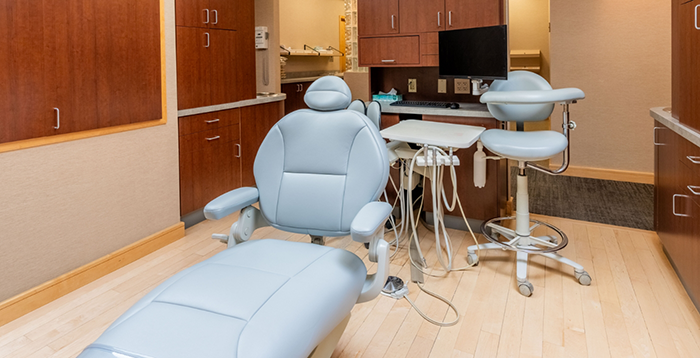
[179,123,240,154]
[359,36,420,66]
[179,109,240,136]
[680,138,700,179]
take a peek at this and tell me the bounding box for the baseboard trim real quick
[551,164,654,184]
[0,222,185,327]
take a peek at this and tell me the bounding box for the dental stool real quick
[466,71,591,297]
[78,76,392,358]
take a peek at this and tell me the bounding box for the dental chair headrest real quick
[304,76,352,111]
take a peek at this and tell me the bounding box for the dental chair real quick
[78,76,392,358]
[347,99,381,130]
[466,71,591,297]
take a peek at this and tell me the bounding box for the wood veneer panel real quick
[209,29,239,106]
[399,0,444,33]
[678,2,700,131]
[357,0,399,36]
[444,0,503,30]
[358,36,420,66]
[95,0,161,127]
[240,102,284,187]
[209,0,242,31]
[672,0,680,119]
[177,27,212,110]
[234,0,256,101]
[175,0,209,28]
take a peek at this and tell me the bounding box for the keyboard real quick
[390,100,453,108]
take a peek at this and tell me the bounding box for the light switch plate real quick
[437,79,447,93]
[454,78,471,94]
[408,79,417,93]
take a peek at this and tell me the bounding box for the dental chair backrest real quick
[347,99,382,130]
[486,71,555,123]
[253,76,389,237]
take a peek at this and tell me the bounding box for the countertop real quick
[281,73,344,84]
[650,107,700,148]
[379,102,494,118]
[178,94,286,117]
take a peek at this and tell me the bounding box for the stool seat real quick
[78,239,367,358]
[480,129,568,162]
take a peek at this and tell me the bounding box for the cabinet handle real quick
[437,12,441,27]
[205,119,219,124]
[391,15,395,29]
[696,5,699,30]
[53,108,60,130]
[205,32,210,48]
[204,9,209,24]
[206,135,220,141]
[688,185,700,196]
[381,59,396,63]
[673,194,690,217]
[653,127,665,146]
[688,155,700,164]
[235,144,241,158]
[212,9,218,25]
[449,11,452,26]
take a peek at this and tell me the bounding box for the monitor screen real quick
[439,25,508,80]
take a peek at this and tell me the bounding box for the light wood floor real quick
[1,214,700,358]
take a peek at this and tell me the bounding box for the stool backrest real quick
[487,71,555,123]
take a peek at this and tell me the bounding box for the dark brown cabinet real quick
[0,0,162,144]
[240,101,285,186]
[358,36,421,66]
[654,121,700,304]
[676,1,700,131]
[175,0,242,30]
[399,0,502,33]
[358,0,399,36]
[281,82,313,115]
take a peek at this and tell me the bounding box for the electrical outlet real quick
[454,78,471,94]
[437,79,447,93]
[408,79,417,93]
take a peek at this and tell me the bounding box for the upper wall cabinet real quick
[676,1,700,132]
[358,0,400,36]
[0,0,162,145]
[176,0,247,31]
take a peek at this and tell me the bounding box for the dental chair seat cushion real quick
[78,239,367,358]
[480,129,568,162]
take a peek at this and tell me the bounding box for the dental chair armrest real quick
[480,88,585,105]
[204,187,260,220]
[351,202,392,243]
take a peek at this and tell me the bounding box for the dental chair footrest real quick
[78,239,367,358]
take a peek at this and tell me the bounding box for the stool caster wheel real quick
[364,242,370,249]
[575,270,592,286]
[518,281,534,297]
[466,253,479,266]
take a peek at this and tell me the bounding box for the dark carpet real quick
[511,168,654,230]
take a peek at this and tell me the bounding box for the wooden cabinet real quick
[240,101,285,186]
[175,0,242,30]
[357,0,504,67]
[178,101,284,215]
[358,36,421,66]
[177,28,241,110]
[358,0,399,36]
[179,109,241,215]
[176,0,255,110]
[0,0,162,144]
[654,121,700,304]
[281,82,313,115]
[676,1,700,131]
[421,116,507,220]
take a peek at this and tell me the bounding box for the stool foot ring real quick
[480,216,568,254]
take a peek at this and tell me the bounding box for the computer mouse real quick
[450,102,460,109]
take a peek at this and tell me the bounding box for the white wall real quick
[0,0,181,301]
[550,0,671,173]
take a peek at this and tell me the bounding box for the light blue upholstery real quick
[78,76,391,358]
[480,130,568,162]
[366,101,382,129]
[347,99,366,114]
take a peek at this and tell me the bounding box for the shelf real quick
[510,50,541,59]
[510,66,541,72]
[280,51,344,57]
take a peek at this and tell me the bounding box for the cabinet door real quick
[0,0,52,143]
[240,102,284,187]
[678,2,700,131]
[400,0,444,33]
[358,0,399,36]
[94,0,161,127]
[358,36,420,66]
[209,29,239,106]
[177,27,212,110]
[445,0,503,30]
[208,0,247,30]
[175,0,210,28]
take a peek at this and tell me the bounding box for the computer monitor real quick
[438,25,509,80]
